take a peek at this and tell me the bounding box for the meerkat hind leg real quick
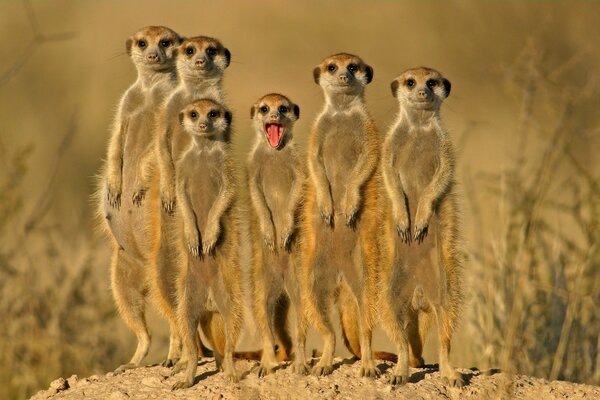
[112,252,151,374]
[434,305,464,387]
[254,281,281,377]
[273,293,293,361]
[309,290,336,376]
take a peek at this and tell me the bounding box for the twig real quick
[0,0,77,88]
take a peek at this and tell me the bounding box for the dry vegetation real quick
[0,1,598,399]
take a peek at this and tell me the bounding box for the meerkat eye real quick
[138,40,147,48]
[208,110,219,118]
[185,47,195,55]
[406,79,415,87]
[206,47,217,56]
[327,64,337,72]
[260,106,269,114]
[426,79,437,89]
[160,39,171,48]
[278,105,288,113]
[190,111,198,119]
[347,64,358,73]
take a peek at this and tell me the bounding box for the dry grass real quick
[0,1,599,399]
[465,41,600,385]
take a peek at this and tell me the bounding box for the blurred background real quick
[1,0,599,398]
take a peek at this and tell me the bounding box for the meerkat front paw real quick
[161,186,176,214]
[186,231,201,258]
[359,360,380,378]
[202,222,221,255]
[107,179,122,209]
[292,361,310,375]
[317,195,333,225]
[342,189,361,226]
[394,211,411,244]
[413,200,432,244]
[280,224,294,250]
[131,187,147,207]
[261,224,276,251]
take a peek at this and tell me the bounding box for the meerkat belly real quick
[320,114,364,268]
[105,110,156,260]
[184,156,222,233]
[393,131,444,304]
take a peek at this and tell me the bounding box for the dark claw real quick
[397,225,411,244]
[346,212,357,227]
[282,233,292,250]
[132,189,146,207]
[414,225,428,244]
[388,374,408,385]
[320,211,332,225]
[108,192,121,210]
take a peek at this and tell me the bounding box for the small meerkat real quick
[155,35,231,214]
[247,93,307,376]
[299,53,381,378]
[97,25,185,373]
[379,67,463,386]
[171,99,243,390]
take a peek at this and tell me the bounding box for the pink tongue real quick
[267,124,282,148]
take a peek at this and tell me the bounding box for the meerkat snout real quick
[178,36,231,77]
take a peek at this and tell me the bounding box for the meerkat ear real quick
[293,104,300,119]
[391,80,399,97]
[313,67,321,84]
[365,65,374,84]
[178,112,184,124]
[126,37,133,56]
[224,48,231,68]
[225,111,232,126]
[250,104,257,119]
[442,78,451,98]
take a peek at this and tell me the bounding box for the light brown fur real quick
[95,26,184,373]
[170,99,243,390]
[380,67,464,386]
[247,93,308,376]
[299,53,381,378]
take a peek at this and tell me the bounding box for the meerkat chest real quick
[395,128,440,200]
[320,112,365,185]
[257,152,296,213]
[178,149,224,217]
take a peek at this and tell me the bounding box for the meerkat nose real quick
[417,90,427,98]
[269,114,279,121]
[198,123,207,130]
[146,52,159,62]
[195,59,206,67]
[339,74,348,83]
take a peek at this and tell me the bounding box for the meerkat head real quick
[390,67,451,111]
[250,93,300,150]
[313,53,373,95]
[176,36,231,80]
[179,99,232,140]
[126,26,182,72]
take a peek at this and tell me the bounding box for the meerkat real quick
[379,67,463,386]
[96,25,188,373]
[246,93,308,376]
[298,53,381,378]
[171,99,243,390]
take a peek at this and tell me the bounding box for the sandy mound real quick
[32,358,600,400]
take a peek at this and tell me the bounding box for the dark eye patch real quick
[327,64,337,72]
[278,105,288,113]
[260,105,269,114]
[185,46,195,55]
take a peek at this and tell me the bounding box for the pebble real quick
[50,377,69,393]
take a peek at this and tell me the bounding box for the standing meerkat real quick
[247,93,307,376]
[380,67,463,386]
[171,99,243,390]
[299,53,381,378]
[97,25,184,373]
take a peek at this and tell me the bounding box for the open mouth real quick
[264,123,285,149]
